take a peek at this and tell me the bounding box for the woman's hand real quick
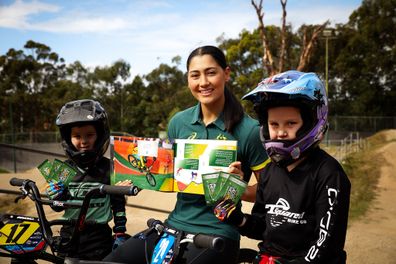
[227,161,244,179]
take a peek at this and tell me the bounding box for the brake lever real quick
[14,180,30,203]
[14,194,26,203]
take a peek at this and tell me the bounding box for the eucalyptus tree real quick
[333,0,396,116]
[0,40,66,134]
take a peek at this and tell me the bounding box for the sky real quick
[0,0,362,77]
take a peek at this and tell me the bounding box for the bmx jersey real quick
[52,157,127,258]
[240,147,351,263]
[166,103,268,240]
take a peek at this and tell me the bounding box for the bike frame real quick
[0,178,138,263]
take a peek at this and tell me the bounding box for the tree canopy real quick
[0,0,394,137]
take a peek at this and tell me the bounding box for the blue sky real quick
[0,0,362,77]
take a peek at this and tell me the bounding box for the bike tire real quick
[237,248,257,264]
[146,172,157,187]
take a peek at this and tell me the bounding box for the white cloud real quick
[0,0,361,77]
[287,6,355,29]
[0,0,59,28]
[34,16,130,33]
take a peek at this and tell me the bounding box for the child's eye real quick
[288,121,298,126]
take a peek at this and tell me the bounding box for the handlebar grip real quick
[100,184,140,196]
[193,234,225,252]
[147,218,162,228]
[9,177,26,187]
[147,218,165,233]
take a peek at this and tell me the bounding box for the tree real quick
[141,63,190,137]
[0,41,66,134]
[91,60,131,131]
[251,0,329,75]
[332,0,396,115]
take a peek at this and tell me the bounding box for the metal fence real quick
[331,132,369,161]
[329,116,396,133]
[0,131,61,144]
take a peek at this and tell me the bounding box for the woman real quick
[104,45,268,264]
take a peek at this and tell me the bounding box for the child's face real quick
[71,125,97,152]
[268,106,303,140]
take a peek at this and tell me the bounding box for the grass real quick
[339,130,395,222]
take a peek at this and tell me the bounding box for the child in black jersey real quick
[214,71,351,264]
[45,99,129,260]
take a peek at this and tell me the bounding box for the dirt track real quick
[344,132,396,263]
[1,130,396,263]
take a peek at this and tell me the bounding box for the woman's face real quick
[71,124,97,152]
[268,106,303,140]
[187,54,230,107]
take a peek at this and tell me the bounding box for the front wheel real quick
[237,248,257,264]
[146,172,156,187]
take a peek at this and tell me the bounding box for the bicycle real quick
[128,154,157,187]
[135,218,257,264]
[0,177,139,264]
[138,218,225,264]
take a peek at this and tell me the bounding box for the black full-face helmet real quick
[56,99,110,168]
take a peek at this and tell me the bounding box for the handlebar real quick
[193,233,225,252]
[146,218,225,252]
[8,177,140,256]
[9,177,26,187]
[100,184,140,196]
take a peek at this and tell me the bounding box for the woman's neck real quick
[200,97,225,126]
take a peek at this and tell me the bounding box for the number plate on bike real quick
[0,214,46,253]
[151,233,175,264]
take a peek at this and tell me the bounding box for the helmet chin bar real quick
[266,143,299,168]
[65,148,98,169]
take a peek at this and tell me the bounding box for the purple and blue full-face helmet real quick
[243,70,328,167]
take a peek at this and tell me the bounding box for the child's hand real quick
[45,180,65,200]
[214,198,245,226]
[228,161,244,180]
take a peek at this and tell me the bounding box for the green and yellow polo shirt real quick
[166,103,268,240]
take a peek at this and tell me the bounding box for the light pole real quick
[322,29,334,146]
[322,29,333,94]
[8,98,17,173]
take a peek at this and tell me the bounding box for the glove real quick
[112,233,130,251]
[45,180,65,200]
[214,198,245,226]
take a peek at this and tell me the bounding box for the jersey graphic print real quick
[265,198,306,227]
[305,187,338,262]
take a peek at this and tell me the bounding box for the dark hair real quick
[186,45,243,133]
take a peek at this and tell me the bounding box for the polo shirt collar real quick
[191,103,226,131]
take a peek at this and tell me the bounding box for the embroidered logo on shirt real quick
[188,132,197,139]
[265,198,306,227]
[216,134,228,140]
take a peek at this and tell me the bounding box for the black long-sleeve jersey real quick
[239,147,351,263]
